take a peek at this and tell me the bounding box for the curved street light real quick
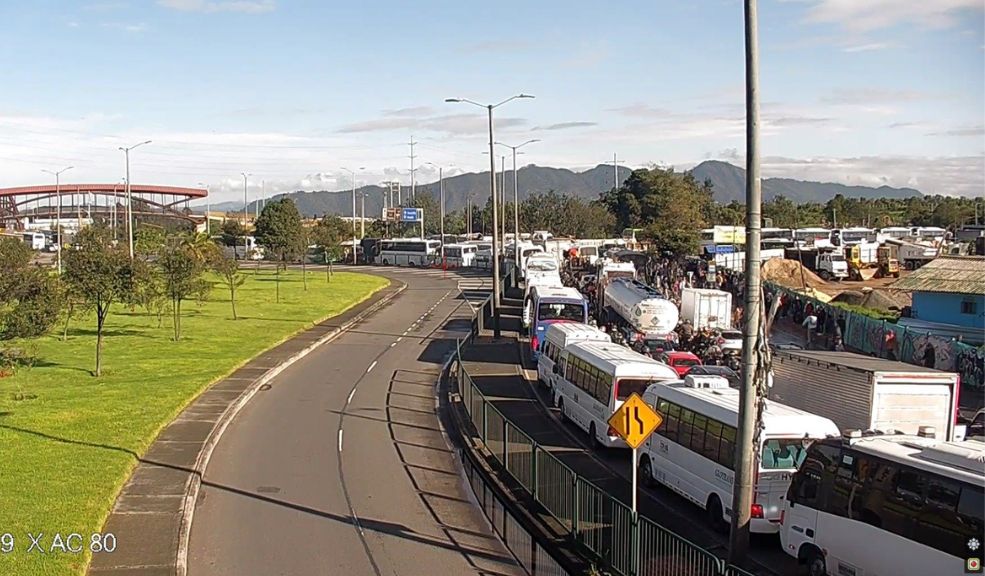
[444,94,535,338]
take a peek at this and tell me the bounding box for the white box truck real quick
[680,288,733,330]
[768,348,961,441]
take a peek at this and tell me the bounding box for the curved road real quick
[187,267,522,576]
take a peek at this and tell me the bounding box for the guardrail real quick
[452,297,758,576]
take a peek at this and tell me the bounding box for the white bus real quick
[376,238,441,266]
[553,341,678,448]
[639,376,840,534]
[781,433,984,576]
[22,232,46,250]
[537,323,611,390]
[442,243,477,267]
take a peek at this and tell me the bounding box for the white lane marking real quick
[390,342,396,348]
[396,337,402,342]
[338,429,343,452]
[366,360,378,373]
[347,388,356,405]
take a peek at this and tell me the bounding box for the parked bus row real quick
[533,321,983,575]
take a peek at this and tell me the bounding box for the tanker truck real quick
[600,278,680,343]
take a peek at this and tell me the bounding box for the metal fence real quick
[454,340,758,576]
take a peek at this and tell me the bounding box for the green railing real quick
[454,340,759,576]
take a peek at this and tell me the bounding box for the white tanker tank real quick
[603,278,680,336]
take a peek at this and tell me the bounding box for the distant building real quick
[892,256,985,340]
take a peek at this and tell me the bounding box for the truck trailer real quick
[768,348,961,441]
[679,287,733,330]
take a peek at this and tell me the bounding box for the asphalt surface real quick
[186,266,523,576]
[460,291,797,576]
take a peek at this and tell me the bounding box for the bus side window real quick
[678,408,694,449]
[689,414,708,456]
[718,425,736,469]
[663,403,680,443]
[919,477,962,556]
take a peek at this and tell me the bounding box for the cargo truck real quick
[679,287,733,330]
[768,348,961,441]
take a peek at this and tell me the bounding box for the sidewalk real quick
[87,281,405,576]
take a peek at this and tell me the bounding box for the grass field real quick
[0,269,388,576]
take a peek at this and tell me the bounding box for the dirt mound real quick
[762,258,827,291]
[831,288,910,312]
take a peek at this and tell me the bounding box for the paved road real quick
[187,267,522,576]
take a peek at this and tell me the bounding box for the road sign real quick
[607,393,662,450]
[383,207,401,221]
[402,207,420,222]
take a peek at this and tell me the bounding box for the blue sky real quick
[1,0,982,201]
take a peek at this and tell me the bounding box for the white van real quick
[538,323,611,390]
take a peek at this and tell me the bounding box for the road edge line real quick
[174,279,407,576]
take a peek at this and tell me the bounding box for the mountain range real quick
[205,161,923,218]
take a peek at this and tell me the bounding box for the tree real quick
[63,225,143,376]
[0,238,63,341]
[311,214,348,283]
[158,234,212,341]
[600,167,713,255]
[254,198,304,302]
[409,192,441,237]
[212,253,245,319]
[220,219,248,259]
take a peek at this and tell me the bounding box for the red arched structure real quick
[0,183,207,231]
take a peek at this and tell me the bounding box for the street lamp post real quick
[120,140,151,259]
[496,139,539,270]
[341,167,365,264]
[240,172,251,224]
[445,94,535,338]
[197,182,211,235]
[41,166,73,274]
[425,162,453,272]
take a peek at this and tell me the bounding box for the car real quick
[657,351,702,378]
[718,329,743,352]
[686,364,740,388]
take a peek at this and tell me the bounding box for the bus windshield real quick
[537,302,584,322]
[760,438,810,470]
[528,260,558,272]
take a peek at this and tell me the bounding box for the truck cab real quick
[815,253,848,281]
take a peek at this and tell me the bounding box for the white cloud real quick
[841,42,893,52]
[928,124,985,137]
[760,155,985,197]
[383,106,434,118]
[822,88,934,105]
[101,22,146,33]
[532,121,598,131]
[67,21,80,28]
[803,0,983,32]
[156,0,275,14]
[337,113,527,135]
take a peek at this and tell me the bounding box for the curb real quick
[172,279,407,576]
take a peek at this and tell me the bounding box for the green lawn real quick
[0,269,388,576]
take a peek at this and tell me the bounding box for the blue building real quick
[893,256,985,340]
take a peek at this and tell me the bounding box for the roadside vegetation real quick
[0,199,386,576]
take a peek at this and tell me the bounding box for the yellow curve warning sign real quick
[607,393,663,449]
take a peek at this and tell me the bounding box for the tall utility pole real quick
[197,182,211,235]
[120,140,151,260]
[41,166,73,274]
[342,168,364,263]
[500,155,506,246]
[467,193,473,237]
[409,136,418,201]
[240,172,251,224]
[446,94,535,338]
[497,139,539,267]
[258,179,264,219]
[360,192,366,239]
[613,153,620,190]
[730,0,763,565]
